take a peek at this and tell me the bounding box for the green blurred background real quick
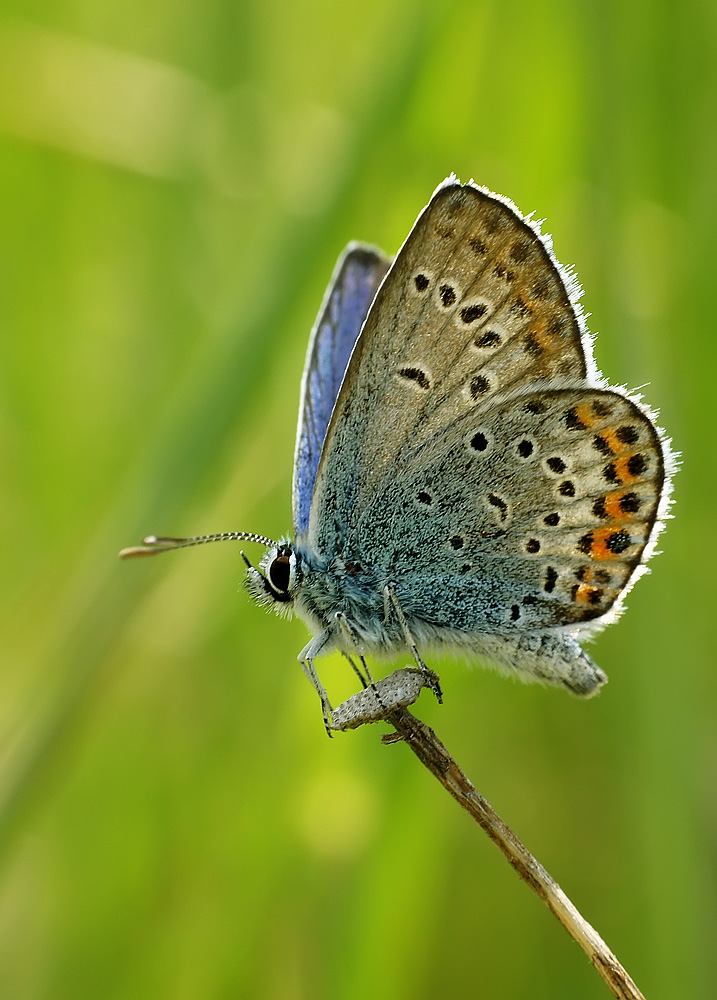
[0,1,713,997]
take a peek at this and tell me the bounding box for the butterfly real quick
[121,177,674,732]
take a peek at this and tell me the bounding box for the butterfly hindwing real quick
[351,387,665,633]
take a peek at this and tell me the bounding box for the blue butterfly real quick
[122,178,672,732]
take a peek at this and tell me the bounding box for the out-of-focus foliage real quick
[0,1,713,997]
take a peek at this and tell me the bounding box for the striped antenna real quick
[119,531,276,560]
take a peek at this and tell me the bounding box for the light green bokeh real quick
[0,1,713,997]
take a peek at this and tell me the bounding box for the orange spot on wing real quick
[526,318,554,352]
[613,454,639,483]
[603,491,631,519]
[574,402,598,428]
[574,583,601,605]
[600,428,624,454]
[588,527,629,560]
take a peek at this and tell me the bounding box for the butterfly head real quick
[245,539,300,615]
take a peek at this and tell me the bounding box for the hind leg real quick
[384,584,443,703]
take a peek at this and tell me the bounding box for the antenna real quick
[119,532,276,559]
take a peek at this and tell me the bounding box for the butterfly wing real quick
[293,243,391,536]
[352,386,666,633]
[309,180,594,553]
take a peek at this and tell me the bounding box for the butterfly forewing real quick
[309,181,591,552]
[293,244,390,536]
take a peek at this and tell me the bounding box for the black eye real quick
[269,554,290,592]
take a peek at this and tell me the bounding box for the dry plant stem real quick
[384,707,645,1000]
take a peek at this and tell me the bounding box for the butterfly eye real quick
[269,554,291,592]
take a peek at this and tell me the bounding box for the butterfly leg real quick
[298,629,336,735]
[335,611,390,717]
[342,654,370,688]
[335,611,400,718]
[384,584,443,704]
[335,611,376,689]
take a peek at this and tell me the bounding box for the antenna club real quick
[119,546,161,559]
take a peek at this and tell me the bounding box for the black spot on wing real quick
[398,367,431,389]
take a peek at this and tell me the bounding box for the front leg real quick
[298,628,335,735]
